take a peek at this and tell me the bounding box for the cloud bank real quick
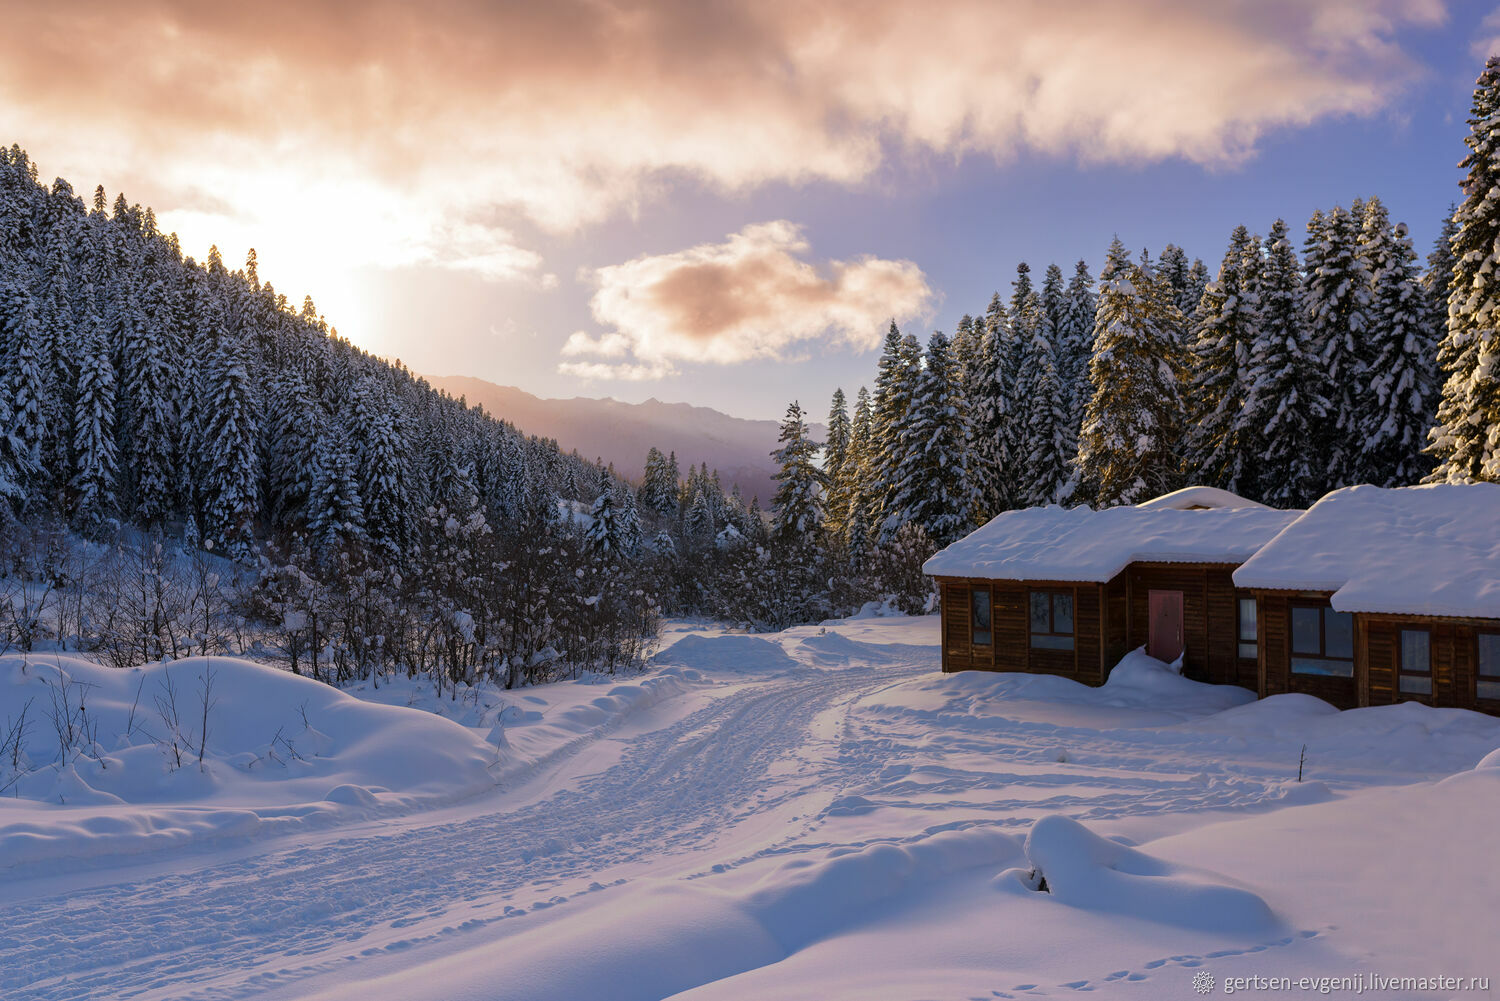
[560,222,934,379]
[0,1,1446,353]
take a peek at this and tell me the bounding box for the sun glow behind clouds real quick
[0,0,1451,373]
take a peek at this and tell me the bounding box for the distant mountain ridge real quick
[424,376,826,504]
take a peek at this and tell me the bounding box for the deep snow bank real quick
[1006,814,1277,934]
[0,654,498,871]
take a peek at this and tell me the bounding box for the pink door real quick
[1148,590,1184,663]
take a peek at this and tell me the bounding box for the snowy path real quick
[0,660,911,1001]
[5,621,1497,1001]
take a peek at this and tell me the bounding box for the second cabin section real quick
[927,489,1298,689]
[937,564,1263,689]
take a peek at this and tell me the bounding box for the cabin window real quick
[1398,629,1432,696]
[971,588,993,646]
[1289,603,1354,678]
[1478,633,1500,702]
[1029,590,1074,650]
[1237,597,1258,659]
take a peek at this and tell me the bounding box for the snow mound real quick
[652,634,800,675]
[1009,814,1278,934]
[744,827,1022,952]
[0,654,497,871]
[790,631,896,668]
[1473,747,1500,770]
[1135,485,1271,510]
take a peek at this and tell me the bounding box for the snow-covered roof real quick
[1135,486,1270,511]
[923,504,1300,583]
[1233,484,1500,619]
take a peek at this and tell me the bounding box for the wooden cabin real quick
[1234,483,1500,713]
[927,484,1500,717]
[924,488,1298,689]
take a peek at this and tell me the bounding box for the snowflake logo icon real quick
[1192,970,1216,994]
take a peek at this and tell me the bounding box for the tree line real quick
[767,193,1453,557]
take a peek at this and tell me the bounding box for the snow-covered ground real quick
[2,615,1497,1000]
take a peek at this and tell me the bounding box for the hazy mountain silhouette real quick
[425,375,826,504]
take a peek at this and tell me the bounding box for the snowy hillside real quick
[3,615,1497,1000]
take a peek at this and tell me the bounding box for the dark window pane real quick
[1029,592,1050,633]
[972,590,992,646]
[1238,641,1258,659]
[1479,635,1500,678]
[972,590,992,630]
[1052,593,1073,635]
[1031,634,1074,650]
[1478,679,1500,701]
[1290,657,1354,678]
[1291,607,1322,654]
[1324,609,1353,659]
[1238,598,1257,641]
[1399,675,1433,695]
[1400,630,1429,674]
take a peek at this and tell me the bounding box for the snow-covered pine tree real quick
[615,481,643,557]
[1183,225,1262,494]
[0,270,44,507]
[1019,328,1074,506]
[684,488,715,545]
[969,292,1014,517]
[882,331,980,545]
[266,369,318,526]
[823,388,851,537]
[70,299,118,534]
[584,467,620,557]
[637,446,679,519]
[1058,259,1097,436]
[1041,264,1066,352]
[1423,206,1458,342]
[129,279,176,527]
[1007,264,1045,502]
[1242,221,1328,508]
[307,421,366,561]
[1304,203,1373,490]
[1429,58,1500,483]
[1158,244,1199,322]
[867,325,921,531]
[842,386,874,547]
[770,400,824,546]
[1099,236,1133,282]
[200,333,260,559]
[356,382,412,563]
[1358,201,1435,486]
[1076,262,1188,506]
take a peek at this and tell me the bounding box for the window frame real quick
[1287,601,1355,678]
[1477,630,1500,703]
[1397,628,1432,698]
[1028,588,1075,651]
[970,585,993,647]
[1237,596,1258,660]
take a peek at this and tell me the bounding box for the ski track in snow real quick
[1,648,1309,1001]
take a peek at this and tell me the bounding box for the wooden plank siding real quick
[938,576,1500,715]
[1361,614,1492,710]
[1123,564,1252,689]
[1253,592,1500,712]
[933,577,1106,682]
[1255,591,1358,708]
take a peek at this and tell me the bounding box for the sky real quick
[2,1,1498,420]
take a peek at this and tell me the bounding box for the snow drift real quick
[1008,814,1278,934]
[0,653,498,871]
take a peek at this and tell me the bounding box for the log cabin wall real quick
[1361,614,1499,711]
[934,577,1104,683]
[1255,591,1358,709]
[1123,564,1250,688]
